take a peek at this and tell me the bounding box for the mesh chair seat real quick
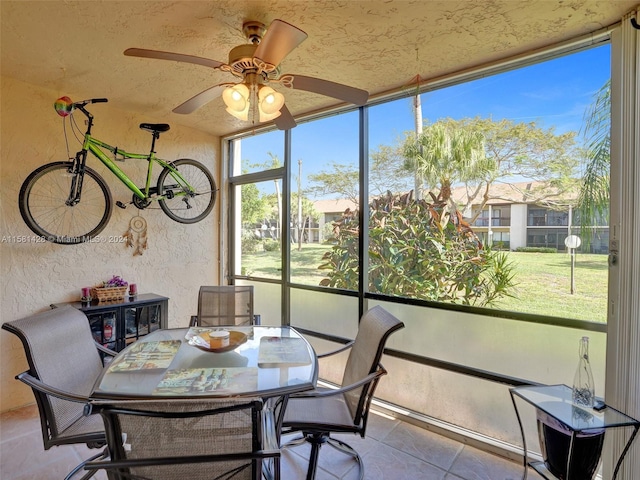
[281,306,404,480]
[85,398,281,480]
[282,389,355,433]
[56,413,106,442]
[2,305,116,479]
[190,285,260,327]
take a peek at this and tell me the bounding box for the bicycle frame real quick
[82,135,179,201]
[70,102,194,204]
[18,98,216,245]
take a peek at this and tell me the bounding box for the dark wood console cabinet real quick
[52,293,168,352]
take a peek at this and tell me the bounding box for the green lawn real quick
[242,245,608,322]
[492,252,608,322]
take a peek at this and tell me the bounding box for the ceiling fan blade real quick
[254,19,308,67]
[124,48,224,70]
[274,104,297,130]
[172,85,226,114]
[288,75,369,106]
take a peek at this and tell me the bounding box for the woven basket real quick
[92,286,127,302]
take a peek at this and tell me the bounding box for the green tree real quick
[238,168,272,254]
[246,152,283,238]
[240,183,268,227]
[370,144,414,196]
[403,118,579,220]
[460,117,579,217]
[291,193,320,246]
[307,162,359,203]
[306,145,413,203]
[402,121,491,206]
[577,80,610,240]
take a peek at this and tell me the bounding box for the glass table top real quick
[511,384,640,432]
[92,326,318,399]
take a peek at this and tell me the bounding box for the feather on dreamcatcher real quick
[124,215,148,255]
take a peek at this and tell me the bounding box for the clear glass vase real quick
[572,336,595,407]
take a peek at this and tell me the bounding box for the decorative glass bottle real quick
[572,336,595,407]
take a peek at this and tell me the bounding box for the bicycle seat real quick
[139,123,170,134]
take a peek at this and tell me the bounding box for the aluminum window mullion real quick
[282,129,292,326]
[358,106,369,321]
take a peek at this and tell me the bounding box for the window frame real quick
[225,33,612,335]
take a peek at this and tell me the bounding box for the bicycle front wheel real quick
[157,158,216,224]
[18,162,112,244]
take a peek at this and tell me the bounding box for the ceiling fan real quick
[124,19,369,130]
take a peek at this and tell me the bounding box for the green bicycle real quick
[19,97,216,245]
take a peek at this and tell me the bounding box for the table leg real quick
[565,431,576,480]
[510,391,529,480]
[612,425,639,480]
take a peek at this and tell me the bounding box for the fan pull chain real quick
[123,215,148,256]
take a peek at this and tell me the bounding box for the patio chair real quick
[189,285,260,327]
[1,305,116,480]
[280,305,404,480]
[84,397,281,480]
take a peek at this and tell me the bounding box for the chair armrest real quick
[16,371,91,404]
[289,366,386,399]
[189,315,198,327]
[94,342,117,357]
[316,340,354,359]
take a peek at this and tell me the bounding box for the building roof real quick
[314,180,580,215]
[450,180,579,206]
[313,198,358,214]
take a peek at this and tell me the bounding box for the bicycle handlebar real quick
[70,98,108,123]
[55,96,107,119]
[74,98,108,108]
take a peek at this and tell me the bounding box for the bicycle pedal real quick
[116,201,127,209]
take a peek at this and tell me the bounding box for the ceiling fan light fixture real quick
[222,83,250,120]
[127,18,368,129]
[259,109,282,122]
[225,105,249,121]
[258,86,284,121]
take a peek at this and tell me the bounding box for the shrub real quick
[319,191,515,307]
[322,223,337,244]
[263,238,280,252]
[515,247,557,253]
[241,229,261,254]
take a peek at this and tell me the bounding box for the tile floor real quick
[0,403,543,480]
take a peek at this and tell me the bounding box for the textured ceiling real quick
[1,1,636,137]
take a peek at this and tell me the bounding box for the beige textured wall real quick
[0,77,220,411]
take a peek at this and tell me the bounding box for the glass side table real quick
[510,384,639,480]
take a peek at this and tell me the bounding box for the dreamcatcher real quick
[123,215,148,256]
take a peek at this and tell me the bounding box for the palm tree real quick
[578,80,610,242]
[402,120,490,207]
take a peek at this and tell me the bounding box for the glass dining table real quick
[92,325,318,400]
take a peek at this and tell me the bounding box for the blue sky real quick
[240,43,610,194]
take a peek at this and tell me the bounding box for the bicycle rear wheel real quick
[19,162,112,244]
[157,158,216,224]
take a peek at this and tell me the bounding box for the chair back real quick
[92,398,274,480]
[196,285,255,327]
[341,305,404,424]
[2,305,104,443]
